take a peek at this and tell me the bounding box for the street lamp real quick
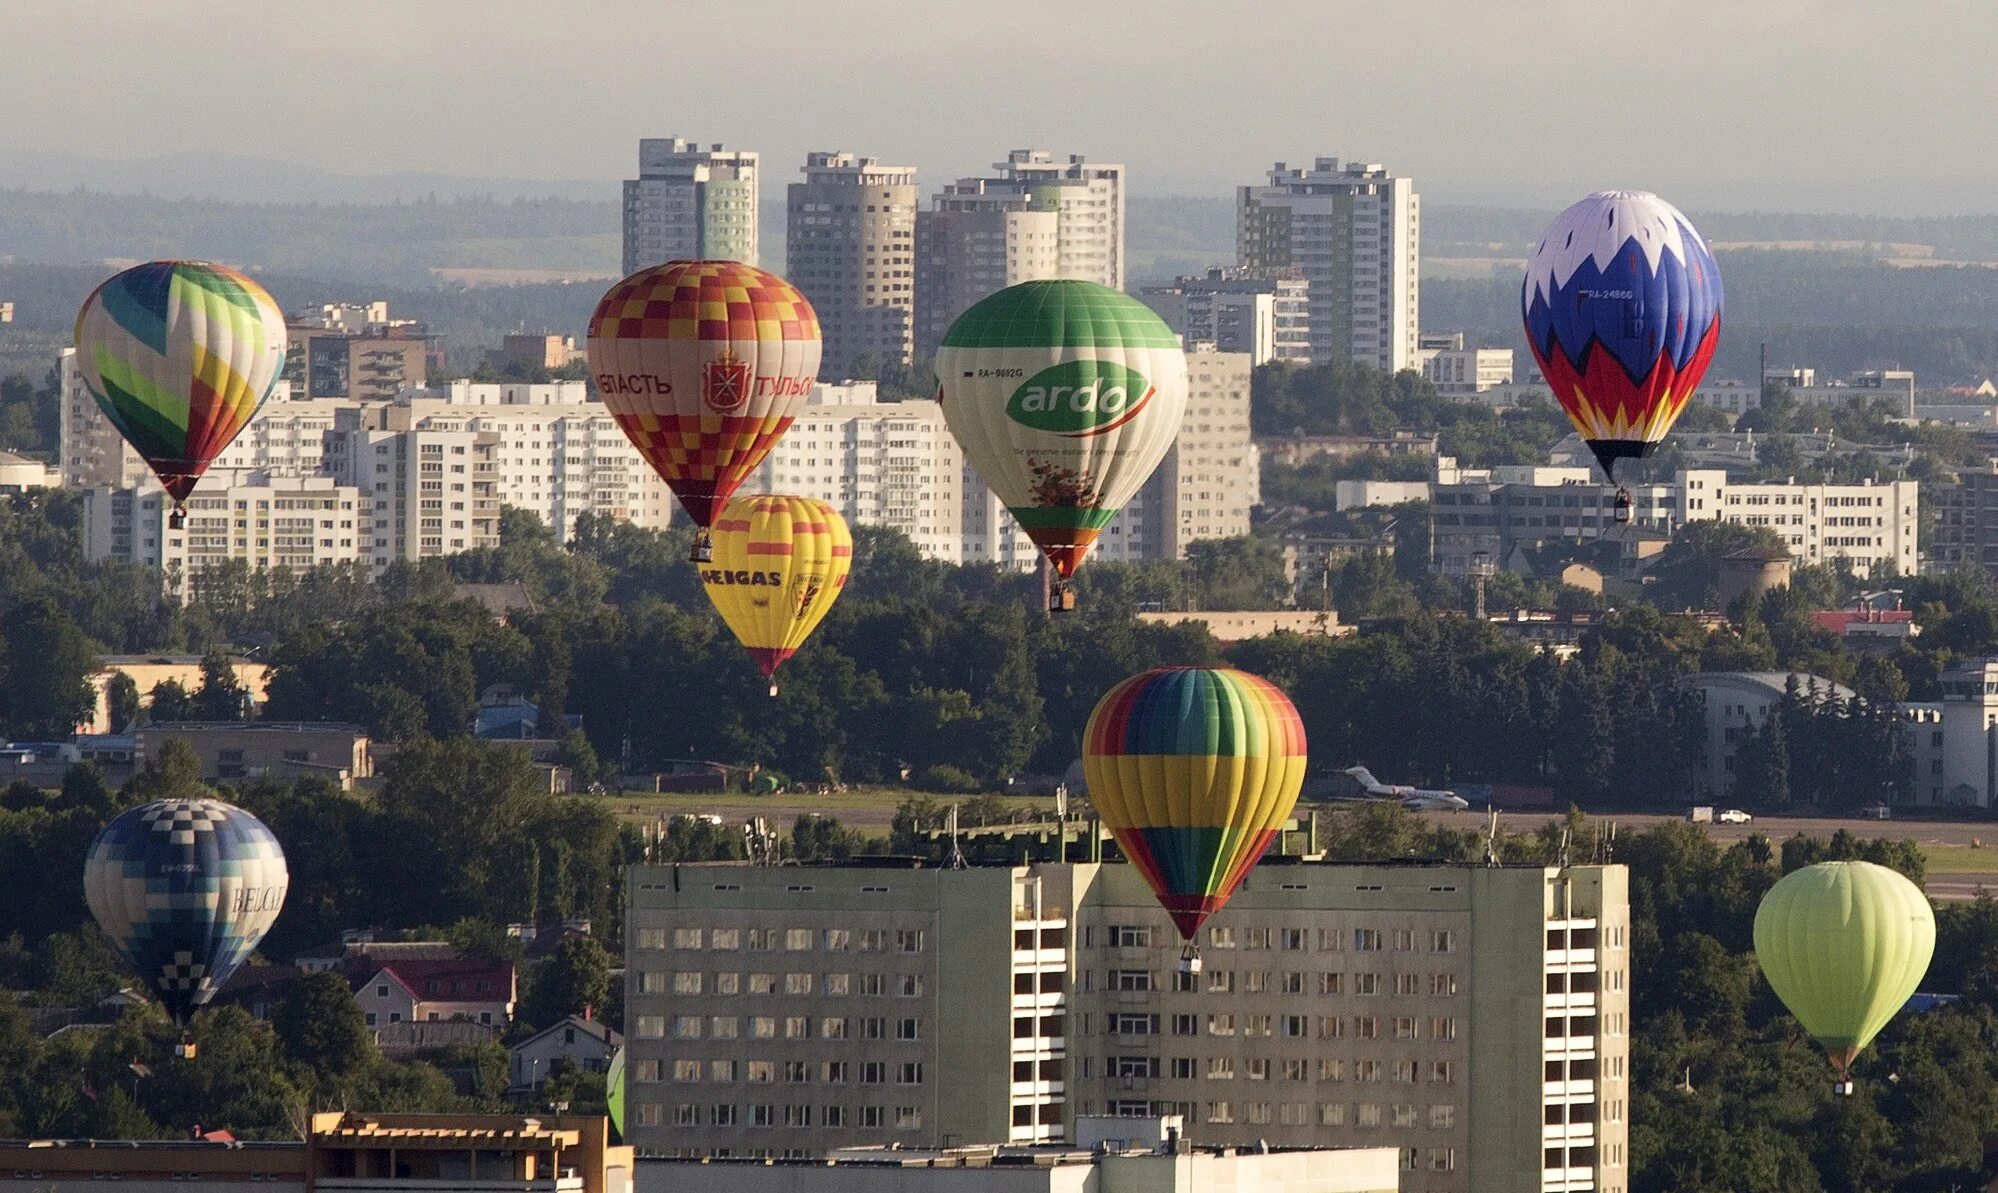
[1470,550,1496,621]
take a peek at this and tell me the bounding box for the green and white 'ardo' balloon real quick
[935,280,1188,580]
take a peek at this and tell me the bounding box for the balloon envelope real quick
[1083,667,1307,939]
[935,280,1187,579]
[700,494,853,680]
[1521,191,1722,482]
[83,798,288,1023]
[73,261,287,508]
[586,260,822,529]
[1753,860,1934,1077]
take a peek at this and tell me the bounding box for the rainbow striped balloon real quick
[1083,667,1307,940]
[74,261,287,514]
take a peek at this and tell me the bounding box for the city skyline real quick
[3,1,1995,216]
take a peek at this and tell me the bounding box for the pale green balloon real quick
[1753,860,1935,1077]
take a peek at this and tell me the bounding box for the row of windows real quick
[638,927,924,953]
[633,1014,923,1041]
[636,1058,924,1085]
[636,1102,921,1130]
[638,971,927,997]
[1103,969,1459,996]
[1096,1056,1456,1084]
[1085,1012,1459,1041]
[1098,925,1455,953]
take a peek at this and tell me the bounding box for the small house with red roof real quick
[354,957,517,1030]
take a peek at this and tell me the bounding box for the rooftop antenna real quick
[946,803,968,870]
[1483,805,1502,867]
[1557,827,1572,870]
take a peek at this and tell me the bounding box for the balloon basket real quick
[175,1038,198,1061]
[1832,1079,1854,1097]
[1177,946,1202,976]
[169,507,187,530]
[1612,488,1633,525]
[1048,586,1076,615]
[689,534,714,564]
[768,682,779,698]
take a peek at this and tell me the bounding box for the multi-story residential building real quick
[625,858,1630,1193]
[1431,466,1917,579]
[286,303,436,401]
[1902,657,1998,808]
[787,153,918,380]
[1238,158,1420,372]
[488,333,587,374]
[1933,461,1998,574]
[745,382,964,562]
[623,138,760,273]
[914,151,1122,354]
[80,471,364,597]
[1417,334,1514,397]
[1139,269,1311,365]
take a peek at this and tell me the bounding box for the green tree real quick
[191,649,248,721]
[105,672,141,734]
[270,970,376,1083]
[519,936,612,1031]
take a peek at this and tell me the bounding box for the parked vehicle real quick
[1718,809,1754,824]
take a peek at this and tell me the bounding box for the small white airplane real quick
[1337,766,1471,812]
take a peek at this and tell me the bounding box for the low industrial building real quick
[636,1117,1396,1193]
[135,722,373,789]
[0,1113,629,1193]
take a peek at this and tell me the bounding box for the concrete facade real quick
[788,152,919,380]
[623,139,759,273]
[625,860,1630,1193]
[1678,672,1859,801]
[1139,270,1312,366]
[915,151,1122,355]
[81,472,365,596]
[136,721,372,788]
[0,1113,629,1193]
[1237,159,1419,372]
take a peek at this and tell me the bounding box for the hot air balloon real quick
[935,280,1188,612]
[605,1045,627,1141]
[1753,860,1934,1094]
[73,261,289,528]
[84,798,288,1058]
[1083,667,1307,971]
[1521,191,1722,523]
[700,494,853,696]
[586,260,822,562]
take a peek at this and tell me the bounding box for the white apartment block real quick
[1139,270,1312,366]
[1417,335,1514,397]
[625,859,1631,1193]
[1680,470,1918,577]
[326,388,678,572]
[1431,467,1917,579]
[745,383,965,563]
[623,138,760,273]
[81,471,363,600]
[915,150,1123,353]
[788,153,918,380]
[1239,159,1420,372]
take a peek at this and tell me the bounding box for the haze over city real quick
[3,0,1994,212]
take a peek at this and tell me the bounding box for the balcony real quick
[318,1181,583,1193]
[1543,1079,1595,1100]
[1544,992,1598,1014]
[1542,1122,1596,1146]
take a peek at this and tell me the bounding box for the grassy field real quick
[1921,845,1998,875]
[603,788,1052,832]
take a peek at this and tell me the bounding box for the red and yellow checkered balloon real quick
[587,261,822,529]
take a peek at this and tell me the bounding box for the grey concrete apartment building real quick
[626,859,1630,1193]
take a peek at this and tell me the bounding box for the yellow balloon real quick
[699,495,852,694]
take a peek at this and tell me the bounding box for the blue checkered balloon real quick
[84,799,288,1023]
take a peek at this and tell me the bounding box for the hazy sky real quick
[7,0,1994,212]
